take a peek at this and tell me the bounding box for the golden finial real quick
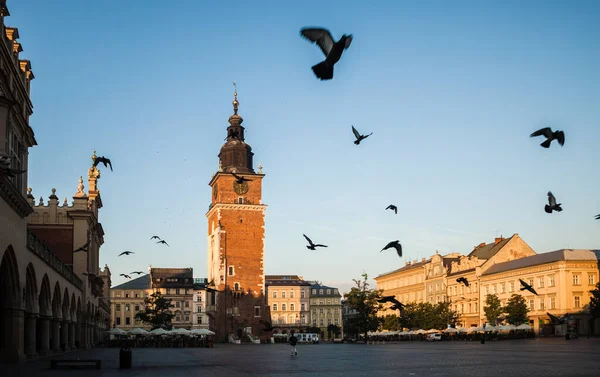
[232,81,239,115]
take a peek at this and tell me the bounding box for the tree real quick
[343,273,383,342]
[399,302,457,330]
[589,282,600,319]
[307,326,321,334]
[483,294,503,325]
[134,291,175,330]
[380,314,400,331]
[327,324,341,338]
[504,294,529,325]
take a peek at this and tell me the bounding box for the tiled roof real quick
[482,249,600,276]
[468,235,513,260]
[150,268,193,279]
[266,280,311,286]
[265,275,303,281]
[376,258,431,278]
[111,274,151,290]
[447,268,476,277]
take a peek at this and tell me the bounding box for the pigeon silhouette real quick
[456,277,469,287]
[231,172,252,184]
[300,27,353,80]
[93,156,113,171]
[130,271,145,275]
[545,191,563,214]
[377,296,405,316]
[73,240,90,253]
[352,125,373,145]
[530,127,565,148]
[381,241,402,257]
[386,204,398,214]
[547,312,568,326]
[595,214,600,220]
[150,235,161,240]
[157,240,170,246]
[118,251,134,256]
[303,234,327,250]
[119,274,131,279]
[519,279,539,296]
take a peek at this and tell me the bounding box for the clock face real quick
[213,184,218,199]
[233,181,249,195]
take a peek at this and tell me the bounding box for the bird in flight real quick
[93,156,113,171]
[119,274,131,279]
[386,204,398,214]
[231,172,251,184]
[73,240,90,253]
[544,191,563,214]
[352,125,373,145]
[456,277,469,287]
[519,279,538,295]
[300,27,353,81]
[381,240,402,257]
[530,127,565,148]
[156,240,169,246]
[150,235,161,240]
[377,296,406,316]
[130,271,145,275]
[303,234,328,250]
[547,312,568,326]
[595,214,600,220]
[226,129,241,141]
[118,251,134,256]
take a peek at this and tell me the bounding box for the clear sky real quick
[11,0,599,293]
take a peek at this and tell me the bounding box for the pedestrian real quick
[289,331,298,356]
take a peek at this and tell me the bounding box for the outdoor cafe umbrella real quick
[107,327,127,336]
[128,328,149,335]
[149,328,169,336]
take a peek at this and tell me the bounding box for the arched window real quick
[234,282,240,291]
[228,266,234,276]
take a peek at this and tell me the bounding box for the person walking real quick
[289,331,298,356]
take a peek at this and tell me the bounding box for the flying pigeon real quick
[226,129,241,141]
[93,156,113,171]
[73,240,90,253]
[530,127,565,148]
[547,312,568,326]
[303,234,328,250]
[300,27,353,81]
[456,277,469,287]
[118,251,134,256]
[595,214,600,220]
[381,240,402,257]
[519,279,539,296]
[119,274,131,279]
[130,271,145,275]
[352,125,373,145]
[150,235,161,240]
[156,240,169,246]
[545,191,563,214]
[377,296,405,316]
[386,204,398,214]
[231,172,251,184]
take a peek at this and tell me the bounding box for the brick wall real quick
[28,225,74,266]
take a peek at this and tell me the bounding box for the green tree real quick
[327,324,341,338]
[343,273,383,342]
[307,326,321,334]
[134,291,175,330]
[483,294,503,325]
[589,282,600,319]
[399,302,457,330]
[380,314,400,331]
[504,294,529,325]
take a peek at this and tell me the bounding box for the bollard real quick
[119,347,132,369]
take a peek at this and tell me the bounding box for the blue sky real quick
[11,0,599,293]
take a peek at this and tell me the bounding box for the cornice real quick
[0,171,33,218]
[206,202,267,217]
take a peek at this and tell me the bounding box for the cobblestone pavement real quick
[5,338,600,377]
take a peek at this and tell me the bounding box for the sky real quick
[10,0,600,294]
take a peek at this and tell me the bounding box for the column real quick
[24,313,38,358]
[51,318,61,352]
[61,320,69,350]
[0,308,26,363]
[68,321,75,349]
[74,320,81,348]
[37,316,51,355]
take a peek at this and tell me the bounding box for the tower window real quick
[234,282,240,291]
[228,266,235,276]
[238,197,243,204]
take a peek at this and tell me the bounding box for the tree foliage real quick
[380,314,400,331]
[327,324,342,338]
[134,291,175,330]
[398,301,457,330]
[343,273,383,342]
[589,282,600,319]
[504,294,529,325]
[483,294,503,325]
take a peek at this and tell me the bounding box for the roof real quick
[482,249,600,276]
[447,268,476,277]
[150,268,193,279]
[468,235,513,260]
[266,280,311,287]
[376,258,431,279]
[265,275,304,281]
[310,283,341,297]
[111,274,151,290]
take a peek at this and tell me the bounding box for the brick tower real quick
[206,84,271,342]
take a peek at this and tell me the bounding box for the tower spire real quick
[232,81,239,115]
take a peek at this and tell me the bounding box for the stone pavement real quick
[4,338,600,377]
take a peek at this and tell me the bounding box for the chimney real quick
[421,258,426,262]
[494,236,504,245]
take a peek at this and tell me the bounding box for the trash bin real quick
[565,333,570,341]
[119,347,132,369]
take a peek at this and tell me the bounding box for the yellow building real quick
[480,249,600,334]
[110,274,152,330]
[265,275,311,332]
[375,258,429,316]
[309,282,343,340]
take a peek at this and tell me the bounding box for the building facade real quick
[192,278,210,329]
[205,88,271,342]
[0,2,110,363]
[149,268,194,329]
[375,258,430,317]
[265,275,311,332]
[309,282,343,340]
[110,274,152,330]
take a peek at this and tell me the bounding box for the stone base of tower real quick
[210,288,272,343]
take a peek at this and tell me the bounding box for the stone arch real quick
[51,282,62,319]
[37,274,52,355]
[70,294,76,323]
[0,246,21,360]
[38,275,52,317]
[62,288,70,322]
[25,263,38,314]
[23,264,39,357]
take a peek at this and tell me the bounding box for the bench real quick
[50,359,102,370]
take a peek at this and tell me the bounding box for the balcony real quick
[27,231,83,290]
